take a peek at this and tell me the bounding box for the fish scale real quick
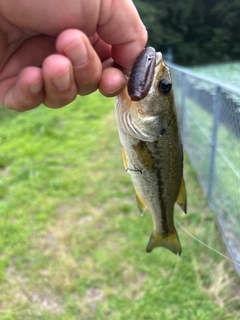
[115,47,187,255]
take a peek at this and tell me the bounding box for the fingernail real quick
[29,80,42,94]
[52,69,70,90]
[64,38,88,67]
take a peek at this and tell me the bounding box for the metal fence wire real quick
[167,62,240,275]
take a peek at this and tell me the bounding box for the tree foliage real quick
[133,0,240,65]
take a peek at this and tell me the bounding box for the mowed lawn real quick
[191,61,240,88]
[0,92,240,319]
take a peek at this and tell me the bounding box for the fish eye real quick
[159,78,172,94]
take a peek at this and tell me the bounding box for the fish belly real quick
[121,118,183,254]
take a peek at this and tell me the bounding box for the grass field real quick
[0,92,240,319]
[191,62,240,88]
[171,63,240,267]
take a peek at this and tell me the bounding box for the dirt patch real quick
[1,262,64,316]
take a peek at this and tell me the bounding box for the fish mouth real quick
[127,49,163,101]
[156,52,162,66]
[127,47,156,101]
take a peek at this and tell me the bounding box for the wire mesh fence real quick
[168,62,240,275]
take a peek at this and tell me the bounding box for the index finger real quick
[97,0,148,69]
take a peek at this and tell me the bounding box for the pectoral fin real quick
[146,229,182,255]
[177,177,187,214]
[132,141,154,171]
[135,191,146,215]
[122,147,128,170]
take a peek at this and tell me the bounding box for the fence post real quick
[180,72,186,131]
[207,85,221,201]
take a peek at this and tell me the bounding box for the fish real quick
[115,47,187,255]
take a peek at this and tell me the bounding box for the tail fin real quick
[146,229,182,255]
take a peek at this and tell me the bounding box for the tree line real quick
[133,0,240,65]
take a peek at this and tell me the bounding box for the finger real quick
[0,35,56,80]
[1,0,147,70]
[56,29,102,95]
[42,54,77,108]
[89,33,112,62]
[0,35,55,110]
[0,67,44,111]
[98,59,126,97]
[97,0,148,69]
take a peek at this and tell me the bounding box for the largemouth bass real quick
[115,47,187,255]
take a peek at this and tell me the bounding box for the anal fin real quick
[177,177,187,214]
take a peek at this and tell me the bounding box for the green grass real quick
[174,83,240,228]
[191,62,240,88]
[0,92,240,319]
[173,85,240,258]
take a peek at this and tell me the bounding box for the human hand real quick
[0,0,147,111]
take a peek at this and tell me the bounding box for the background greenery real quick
[191,61,240,88]
[0,93,240,319]
[133,0,240,65]
[1,1,240,317]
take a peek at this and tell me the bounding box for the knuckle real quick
[4,96,35,112]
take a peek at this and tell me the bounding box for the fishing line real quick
[174,218,240,267]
